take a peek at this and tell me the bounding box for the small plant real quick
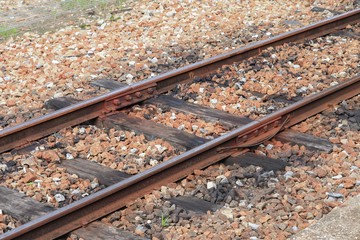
[79,23,91,29]
[26,181,34,186]
[0,25,19,39]
[61,0,89,10]
[60,0,124,11]
[161,213,169,227]
[109,14,121,22]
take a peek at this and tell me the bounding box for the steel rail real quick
[0,9,359,153]
[2,75,359,240]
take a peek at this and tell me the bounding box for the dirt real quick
[0,0,130,41]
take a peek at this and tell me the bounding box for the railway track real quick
[0,9,359,239]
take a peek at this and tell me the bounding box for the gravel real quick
[99,96,359,239]
[127,104,229,139]
[1,0,358,129]
[175,29,359,119]
[0,124,179,217]
[0,0,359,238]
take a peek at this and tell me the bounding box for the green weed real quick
[161,213,169,227]
[60,0,126,11]
[0,25,19,39]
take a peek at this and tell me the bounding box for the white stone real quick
[121,146,127,151]
[91,180,99,189]
[0,164,7,171]
[34,179,42,188]
[284,171,294,181]
[332,174,343,180]
[339,72,347,77]
[155,144,167,154]
[216,175,229,184]
[130,148,138,154]
[326,192,344,198]
[292,226,299,232]
[266,144,273,150]
[66,153,74,160]
[210,98,218,104]
[126,73,134,80]
[150,57,158,64]
[340,150,349,159]
[239,200,247,207]
[199,128,207,134]
[150,159,158,166]
[294,205,304,212]
[71,189,80,195]
[177,124,185,130]
[170,112,177,120]
[220,208,233,220]
[248,222,260,230]
[350,166,358,171]
[236,180,244,187]
[99,23,107,30]
[54,194,65,202]
[166,10,177,17]
[207,181,217,189]
[191,125,199,131]
[79,127,86,135]
[46,82,54,88]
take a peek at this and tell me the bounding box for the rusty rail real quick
[1,75,359,240]
[0,8,359,153]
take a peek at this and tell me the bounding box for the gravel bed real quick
[126,105,229,139]
[0,0,358,238]
[174,30,359,119]
[61,125,178,174]
[292,95,360,139]
[0,211,19,235]
[1,162,102,208]
[0,1,358,129]
[0,124,178,233]
[99,95,359,239]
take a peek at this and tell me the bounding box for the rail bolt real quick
[274,120,280,127]
[147,88,154,94]
[125,95,133,101]
[135,92,142,98]
[113,99,121,106]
